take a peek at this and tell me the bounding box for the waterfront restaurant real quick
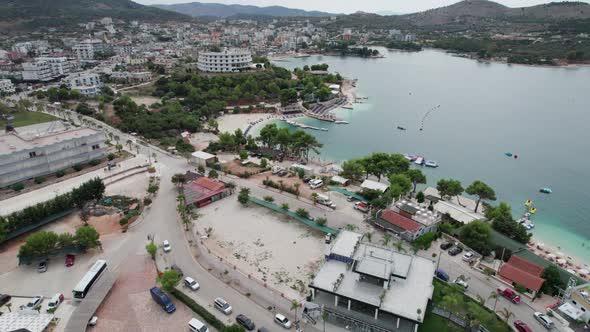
[308,231,436,332]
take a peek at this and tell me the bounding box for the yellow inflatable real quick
[525,200,532,207]
[530,207,537,214]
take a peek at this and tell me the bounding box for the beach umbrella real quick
[547,254,557,261]
[566,269,576,275]
[556,252,565,258]
[557,259,567,266]
[536,243,544,249]
[579,269,590,276]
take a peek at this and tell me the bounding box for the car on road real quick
[37,260,48,273]
[353,201,369,213]
[163,240,171,252]
[440,241,453,250]
[277,170,288,177]
[513,320,533,332]
[47,293,64,312]
[214,297,233,315]
[448,246,463,256]
[274,313,292,329]
[65,254,75,267]
[0,294,11,306]
[497,287,521,304]
[236,314,256,331]
[462,252,475,262]
[26,296,43,308]
[171,264,184,277]
[453,278,468,290]
[533,312,554,329]
[184,277,200,291]
[88,316,99,326]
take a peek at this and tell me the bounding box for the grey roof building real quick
[308,230,436,332]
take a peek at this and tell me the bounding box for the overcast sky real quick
[135,0,587,14]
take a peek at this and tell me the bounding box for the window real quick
[29,151,37,158]
[92,144,100,150]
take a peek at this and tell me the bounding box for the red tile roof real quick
[192,177,225,192]
[379,210,422,233]
[499,256,545,292]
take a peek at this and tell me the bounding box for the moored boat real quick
[540,188,553,194]
[403,154,417,161]
[414,156,424,165]
[425,160,438,168]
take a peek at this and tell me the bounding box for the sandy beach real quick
[217,112,279,136]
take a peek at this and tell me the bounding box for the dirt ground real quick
[224,159,264,176]
[188,132,219,151]
[105,172,150,199]
[196,198,325,300]
[129,96,161,107]
[250,172,321,200]
[94,253,194,332]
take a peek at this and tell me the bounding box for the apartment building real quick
[22,61,53,82]
[63,72,103,96]
[197,48,252,73]
[72,39,104,60]
[0,79,15,94]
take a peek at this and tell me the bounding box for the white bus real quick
[72,260,107,300]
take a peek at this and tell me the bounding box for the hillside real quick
[0,0,192,30]
[154,2,336,18]
[402,0,590,26]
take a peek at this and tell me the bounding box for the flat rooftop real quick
[0,125,100,155]
[0,311,53,332]
[311,239,435,322]
[330,230,362,259]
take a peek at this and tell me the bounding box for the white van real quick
[309,179,323,189]
[47,293,64,312]
[214,297,232,315]
[188,318,208,332]
[315,194,336,208]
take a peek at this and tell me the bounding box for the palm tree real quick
[5,303,11,312]
[365,232,373,243]
[488,291,499,311]
[381,233,392,246]
[311,192,318,205]
[126,139,133,150]
[498,307,514,322]
[394,240,406,253]
[290,299,300,322]
[475,294,485,306]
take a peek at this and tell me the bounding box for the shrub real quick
[316,217,327,226]
[170,289,226,330]
[416,191,425,203]
[107,153,116,161]
[89,159,101,166]
[148,184,159,194]
[73,164,83,172]
[34,177,45,184]
[143,197,152,205]
[119,217,129,226]
[412,232,437,251]
[281,203,289,210]
[260,158,268,169]
[295,208,309,219]
[11,183,25,191]
[263,195,274,203]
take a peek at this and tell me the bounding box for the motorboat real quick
[414,157,424,165]
[505,152,513,157]
[425,160,438,168]
[404,154,417,161]
[397,126,406,130]
[540,188,553,194]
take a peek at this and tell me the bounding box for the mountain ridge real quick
[153,1,337,17]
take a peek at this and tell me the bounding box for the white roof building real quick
[360,179,389,192]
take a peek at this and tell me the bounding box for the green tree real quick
[281,203,289,210]
[171,173,186,189]
[388,174,412,197]
[459,221,492,255]
[381,233,392,246]
[416,191,425,203]
[75,226,101,250]
[295,208,309,219]
[316,217,327,226]
[239,151,248,160]
[436,179,464,202]
[160,269,181,292]
[222,324,247,332]
[263,195,274,203]
[146,242,157,259]
[18,231,60,258]
[541,265,565,295]
[465,180,496,212]
[260,158,268,169]
[340,159,365,182]
[238,187,250,206]
[405,169,426,193]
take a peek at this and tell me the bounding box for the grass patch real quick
[170,288,226,330]
[0,111,56,127]
[419,314,463,332]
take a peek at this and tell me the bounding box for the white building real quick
[0,123,106,187]
[0,79,15,94]
[36,57,71,77]
[72,39,104,60]
[63,72,103,96]
[197,48,252,73]
[100,17,113,25]
[22,61,53,82]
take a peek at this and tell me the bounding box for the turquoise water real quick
[272,49,590,260]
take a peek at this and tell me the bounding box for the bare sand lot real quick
[196,198,324,299]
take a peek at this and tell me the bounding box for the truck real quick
[497,287,521,304]
[150,287,176,313]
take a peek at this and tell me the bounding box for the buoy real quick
[514,154,518,159]
[525,200,532,207]
[530,207,537,214]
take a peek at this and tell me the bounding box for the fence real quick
[1,208,75,244]
[431,306,490,332]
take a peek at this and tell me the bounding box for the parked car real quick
[188,318,208,332]
[513,320,533,332]
[274,313,292,329]
[316,194,336,209]
[65,254,75,267]
[163,240,171,252]
[47,293,64,312]
[434,268,449,282]
[440,242,453,250]
[88,316,99,326]
[453,278,468,290]
[277,170,288,177]
[325,234,332,244]
[184,277,200,291]
[171,264,184,277]
[26,296,43,308]
[37,260,48,273]
[257,328,270,332]
[353,201,369,213]
[448,246,463,256]
[497,287,521,304]
[533,312,554,329]
[150,287,176,313]
[462,252,475,262]
[302,176,312,183]
[346,195,358,202]
[309,179,323,189]
[236,314,256,331]
[214,297,232,315]
[0,294,11,306]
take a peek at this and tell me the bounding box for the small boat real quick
[525,200,532,207]
[397,126,406,130]
[505,152,513,157]
[414,156,424,165]
[529,207,537,214]
[425,160,438,168]
[341,106,354,110]
[335,120,349,124]
[403,154,417,161]
[525,223,535,230]
[540,188,553,194]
